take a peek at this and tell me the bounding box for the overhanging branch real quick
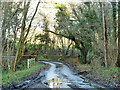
[45,30,83,51]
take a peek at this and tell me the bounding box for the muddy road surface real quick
[31,61,104,89]
[2,61,105,89]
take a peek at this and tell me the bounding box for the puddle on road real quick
[40,61,104,89]
[43,78,70,88]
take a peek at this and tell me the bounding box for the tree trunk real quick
[2,2,7,53]
[111,2,117,66]
[102,2,109,68]
[60,37,65,56]
[81,49,87,64]
[116,1,120,67]
[7,38,10,70]
[65,41,72,56]
[70,46,75,57]
[112,2,117,42]
[5,2,12,71]
[13,1,40,71]
[0,2,3,85]
[13,29,17,55]
[77,55,80,64]
[13,13,17,55]
[13,2,30,71]
[0,2,3,66]
[46,29,88,63]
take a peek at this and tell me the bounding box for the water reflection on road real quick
[39,61,104,89]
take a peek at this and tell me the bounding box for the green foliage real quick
[37,53,48,60]
[16,60,27,71]
[35,33,51,44]
[100,66,119,72]
[24,43,42,55]
[53,2,67,10]
[57,58,64,61]
[54,3,70,31]
[77,64,91,72]
[54,3,99,64]
[91,66,119,82]
[2,62,45,85]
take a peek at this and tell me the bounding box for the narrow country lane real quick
[30,61,105,89]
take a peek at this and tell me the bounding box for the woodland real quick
[0,0,120,88]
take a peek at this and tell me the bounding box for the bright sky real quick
[28,0,76,44]
[31,0,80,27]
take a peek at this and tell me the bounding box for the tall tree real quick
[2,2,22,55]
[53,3,97,64]
[102,2,109,68]
[112,2,117,43]
[13,1,30,71]
[7,2,11,70]
[116,1,120,67]
[1,2,13,70]
[0,1,2,67]
[13,1,40,71]
[2,2,7,53]
[0,1,2,85]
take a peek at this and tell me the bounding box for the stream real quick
[31,61,105,89]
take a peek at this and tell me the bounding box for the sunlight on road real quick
[46,78,70,88]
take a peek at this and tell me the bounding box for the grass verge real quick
[1,62,45,85]
[63,57,120,87]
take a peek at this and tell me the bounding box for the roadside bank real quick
[1,61,50,89]
[62,59,120,88]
